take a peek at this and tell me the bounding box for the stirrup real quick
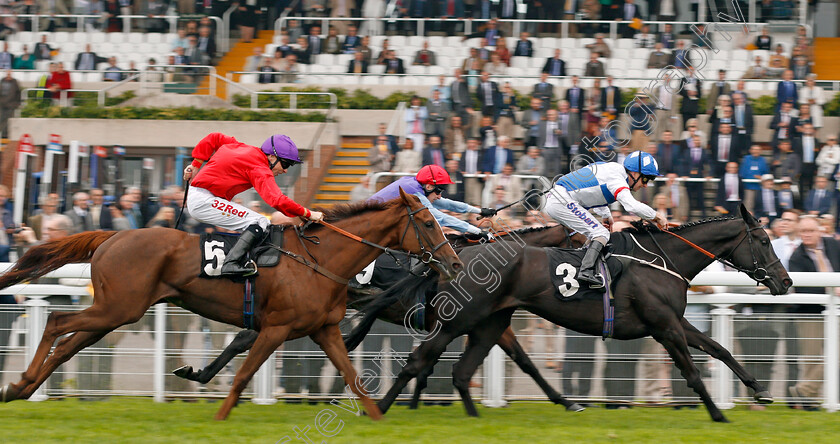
[579,272,604,289]
[243,260,258,277]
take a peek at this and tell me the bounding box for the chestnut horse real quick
[0,189,461,420]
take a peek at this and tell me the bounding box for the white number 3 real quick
[555,263,580,298]
[204,240,226,276]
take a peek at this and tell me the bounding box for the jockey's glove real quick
[479,208,498,217]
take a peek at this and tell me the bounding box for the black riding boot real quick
[578,241,605,288]
[220,224,264,276]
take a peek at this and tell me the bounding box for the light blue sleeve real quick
[432,197,480,214]
[415,193,482,234]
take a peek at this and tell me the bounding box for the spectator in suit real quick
[797,122,820,194]
[715,162,744,215]
[732,92,755,149]
[197,26,217,64]
[513,32,533,57]
[792,56,810,80]
[671,39,689,69]
[496,82,518,139]
[444,159,467,203]
[739,144,770,212]
[478,116,497,149]
[376,39,391,65]
[482,135,515,175]
[430,75,451,103]
[383,50,406,74]
[770,101,797,155]
[372,123,400,155]
[634,24,656,48]
[538,108,564,175]
[532,72,554,109]
[273,34,294,59]
[583,52,606,77]
[257,57,278,83]
[601,75,622,117]
[444,115,469,158]
[483,52,506,75]
[744,56,768,79]
[449,69,474,128]
[662,173,689,222]
[521,97,545,148]
[102,57,125,82]
[656,130,681,175]
[617,0,642,38]
[679,67,702,129]
[369,134,395,182]
[306,25,323,56]
[459,138,484,203]
[777,69,798,109]
[62,192,92,233]
[816,135,840,178]
[628,93,655,151]
[482,163,522,208]
[516,147,546,190]
[681,134,710,218]
[439,0,465,35]
[74,44,107,71]
[711,123,739,177]
[585,33,612,58]
[393,139,422,173]
[341,25,361,53]
[804,175,833,215]
[565,75,586,116]
[767,44,789,77]
[775,139,801,183]
[413,40,437,66]
[0,43,13,70]
[755,27,773,50]
[706,70,731,115]
[787,216,839,411]
[657,23,676,49]
[462,47,485,73]
[422,135,447,168]
[476,71,499,118]
[777,178,797,213]
[33,34,54,61]
[425,89,449,137]
[347,51,368,74]
[594,115,619,151]
[647,42,670,69]
[293,37,311,64]
[323,26,341,55]
[542,49,566,77]
[463,17,504,46]
[405,95,428,152]
[753,174,781,222]
[651,73,679,141]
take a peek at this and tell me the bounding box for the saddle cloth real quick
[545,246,624,301]
[198,225,287,278]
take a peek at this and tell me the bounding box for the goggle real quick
[640,176,654,185]
[432,186,445,195]
[279,158,298,170]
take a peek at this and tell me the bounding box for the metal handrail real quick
[0,13,181,34]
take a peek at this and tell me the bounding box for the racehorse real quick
[347,205,792,422]
[0,189,461,421]
[173,224,589,411]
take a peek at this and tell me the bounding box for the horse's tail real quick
[344,270,440,352]
[0,231,118,289]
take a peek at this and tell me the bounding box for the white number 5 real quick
[555,263,580,298]
[204,240,226,276]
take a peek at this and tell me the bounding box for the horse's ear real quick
[739,203,757,225]
[398,186,411,205]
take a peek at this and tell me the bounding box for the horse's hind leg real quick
[496,327,584,412]
[174,329,258,384]
[652,324,729,423]
[409,366,434,409]
[451,310,514,417]
[14,311,78,388]
[311,323,383,420]
[5,330,109,401]
[680,318,772,404]
[215,326,291,420]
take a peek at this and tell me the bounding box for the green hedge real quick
[231,87,419,110]
[21,102,327,121]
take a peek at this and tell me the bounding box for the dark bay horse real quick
[0,189,461,420]
[348,205,792,422]
[174,224,588,411]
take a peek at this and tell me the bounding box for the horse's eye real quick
[761,238,769,245]
[425,221,433,228]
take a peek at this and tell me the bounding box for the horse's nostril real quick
[783,278,793,288]
[452,262,463,271]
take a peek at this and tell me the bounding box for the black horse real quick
[173,224,588,410]
[346,205,792,422]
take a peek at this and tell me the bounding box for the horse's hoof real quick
[566,403,586,412]
[172,365,193,380]
[1,384,19,403]
[714,415,730,423]
[754,391,774,404]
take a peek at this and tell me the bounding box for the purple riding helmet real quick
[260,134,302,169]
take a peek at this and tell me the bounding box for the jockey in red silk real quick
[370,165,497,237]
[183,133,324,276]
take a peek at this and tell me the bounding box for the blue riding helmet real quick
[623,151,661,177]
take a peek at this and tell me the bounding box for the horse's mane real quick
[445,224,559,241]
[624,215,739,234]
[312,199,399,223]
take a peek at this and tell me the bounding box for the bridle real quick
[648,218,780,286]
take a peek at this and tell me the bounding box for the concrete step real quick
[328,168,370,175]
[336,151,368,158]
[333,159,371,166]
[324,177,363,183]
[315,193,351,201]
[319,184,355,192]
[342,142,373,149]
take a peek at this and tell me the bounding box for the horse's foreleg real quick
[5,330,107,401]
[311,323,383,421]
[215,326,290,420]
[174,329,259,384]
[377,332,456,415]
[652,324,729,423]
[680,318,772,404]
[409,366,433,409]
[497,327,584,412]
[16,311,78,387]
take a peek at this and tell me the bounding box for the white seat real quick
[632,48,650,60]
[336,54,353,66]
[427,36,445,48]
[15,32,34,43]
[616,39,634,49]
[108,33,125,44]
[128,33,144,44]
[382,75,401,85]
[558,38,576,50]
[60,42,79,54]
[155,43,170,54]
[530,57,545,69]
[389,36,407,47]
[538,37,558,49]
[239,74,257,84]
[85,72,102,82]
[118,43,134,54]
[445,36,462,47]
[53,32,70,43]
[362,75,380,85]
[24,71,42,82]
[418,76,437,86]
[369,64,385,75]
[438,46,458,58]
[7,42,22,53]
[70,72,84,82]
[71,33,88,44]
[370,35,386,47]
[629,58,646,70]
[428,66,446,76]
[753,49,770,62]
[315,54,335,65]
[510,56,529,70]
[327,64,345,73]
[408,36,424,47]
[730,60,747,72]
[145,33,162,44]
[730,49,749,62]
[572,48,589,60]
[98,42,115,54]
[535,47,553,58]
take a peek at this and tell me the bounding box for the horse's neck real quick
[641,221,741,280]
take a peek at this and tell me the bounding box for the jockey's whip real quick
[477,187,552,219]
[174,179,190,230]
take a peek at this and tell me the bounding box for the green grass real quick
[2,398,838,443]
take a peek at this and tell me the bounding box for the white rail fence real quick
[0,264,838,412]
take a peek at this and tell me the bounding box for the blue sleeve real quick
[432,197,480,214]
[416,193,482,234]
[739,159,750,179]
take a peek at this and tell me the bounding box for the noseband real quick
[400,205,450,266]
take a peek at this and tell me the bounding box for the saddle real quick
[198,225,288,279]
[545,246,625,301]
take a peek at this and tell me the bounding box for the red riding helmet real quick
[416,165,454,186]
